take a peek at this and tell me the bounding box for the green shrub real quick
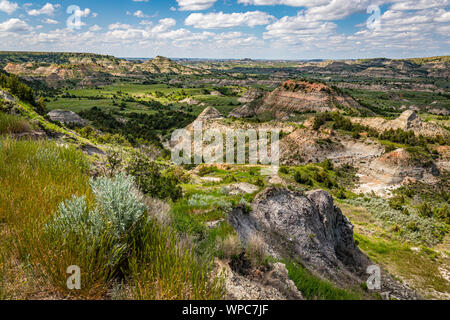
[417,202,433,218]
[434,204,450,225]
[294,170,312,185]
[188,194,223,208]
[321,159,334,171]
[126,153,182,201]
[279,166,289,175]
[336,189,347,200]
[389,196,405,210]
[384,143,397,153]
[313,170,336,189]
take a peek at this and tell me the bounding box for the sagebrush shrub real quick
[91,173,147,238]
[46,195,104,242]
[46,173,147,271]
[48,173,146,238]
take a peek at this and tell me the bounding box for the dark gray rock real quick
[47,109,86,126]
[81,144,105,155]
[228,187,419,299]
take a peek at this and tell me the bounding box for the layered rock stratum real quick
[352,110,448,138]
[230,80,368,119]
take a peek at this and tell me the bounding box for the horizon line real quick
[0,50,449,62]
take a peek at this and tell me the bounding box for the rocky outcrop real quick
[194,107,224,122]
[47,110,86,126]
[180,98,200,105]
[229,188,367,285]
[0,89,15,102]
[429,108,450,116]
[224,182,259,195]
[229,104,257,118]
[216,259,303,300]
[228,187,418,299]
[361,148,440,186]
[352,110,448,138]
[238,88,265,104]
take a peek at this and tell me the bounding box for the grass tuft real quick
[284,261,361,300]
[0,112,32,134]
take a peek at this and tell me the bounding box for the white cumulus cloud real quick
[0,0,18,14]
[176,0,216,11]
[185,11,275,29]
[0,18,32,32]
[27,3,60,16]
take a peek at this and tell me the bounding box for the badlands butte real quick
[0,52,449,300]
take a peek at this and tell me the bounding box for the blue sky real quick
[0,0,449,59]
